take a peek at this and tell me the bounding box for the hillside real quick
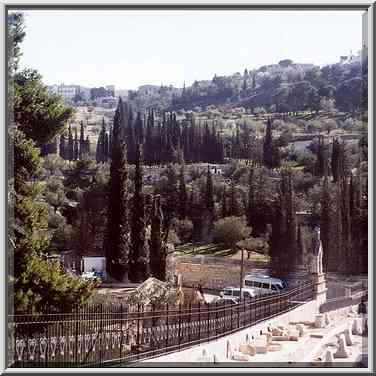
[127,53,367,116]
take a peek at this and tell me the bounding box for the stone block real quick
[343,326,354,346]
[288,330,300,338]
[267,343,282,352]
[239,344,256,356]
[334,334,350,359]
[310,334,324,338]
[314,314,325,328]
[296,324,305,337]
[232,350,250,361]
[195,356,213,363]
[323,348,334,363]
[254,345,268,354]
[352,318,363,335]
[288,335,299,341]
[226,340,233,359]
[271,336,292,341]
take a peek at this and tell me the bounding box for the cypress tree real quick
[127,106,137,163]
[129,144,149,282]
[314,136,325,177]
[103,132,109,162]
[79,121,85,160]
[134,111,144,145]
[73,128,79,161]
[108,126,113,160]
[247,167,255,230]
[106,98,130,282]
[162,164,178,234]
[263,118,274,169]
[228,179,239,216]
[178,161,187,219]
[331,137,340,182]
[59,133,66,160]
[320,165,332,270]
[149,195,165,280]
[67,124,74,161]
[85,135,90,158]
[270,169,297,275]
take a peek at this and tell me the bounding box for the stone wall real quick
[172,254,270,290]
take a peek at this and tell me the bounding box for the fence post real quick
[99,304,103,366]
[207,302,210,341]
[188,303,191,344]
[215,301,218,338]
[136,303,140,349]
[198,303,201,343]
[178,303,182,351]
[243,297,246,327]
[165,304,169,351]
[237,299,240,329]
[75,305,78,367]
[230,300,233,332]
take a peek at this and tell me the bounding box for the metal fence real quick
[8,281,314,368]
[319,289,368,313]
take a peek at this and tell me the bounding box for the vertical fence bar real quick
[165,304,169,352]
[207,303,210,342]
[136,303,140,350]
[198,303,201,343]
[188,303,191,344]
[178,304,182,351]
[215,302,218,338]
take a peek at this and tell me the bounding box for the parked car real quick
[219,287,257,303]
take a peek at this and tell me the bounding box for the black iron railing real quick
[8,281,314,368]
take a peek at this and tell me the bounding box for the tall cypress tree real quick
[85,135,90,157]
[263,117,274,169]
[67,124,74,161]
[149,195,165,280]
[228,179,239,217]
[127,106,137,163]
[270,169,297,275]
[129,144,149,283]
[79,121,85,160]
[320,165,332,270]
[247,167,255,230]
[314,135,325,177]
[134,111,144,145]
[162,164,178,233]
[59,133,66,160]
[331,137,340,182]
[106,98,130,282]
[73,128,79,161]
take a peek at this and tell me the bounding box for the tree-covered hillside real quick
[128,55,367,116]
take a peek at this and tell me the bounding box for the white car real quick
[81,271,96,280]
[219,287,257,303]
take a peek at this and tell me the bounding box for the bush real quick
[172,218,193,243]
[213,216,251,250]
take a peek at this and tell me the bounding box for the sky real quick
[17,10,364,90]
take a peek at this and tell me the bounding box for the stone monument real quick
[310,226,327,305]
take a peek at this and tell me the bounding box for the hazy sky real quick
[17,10,364,90]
